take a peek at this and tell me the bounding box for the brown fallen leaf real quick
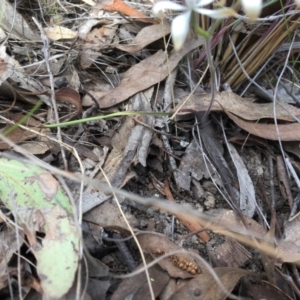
[174,91,300,122]
[97,36,205,108]
[55,87,82,116]
[0,113,42,150]
[160,278,187,300]
[246,281,294,300]
[228,112,300,141]
[116,23,171,53]
[170,267,251,300]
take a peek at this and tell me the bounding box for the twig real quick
[32,17,68,171]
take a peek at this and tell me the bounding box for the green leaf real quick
[0,158,80,299]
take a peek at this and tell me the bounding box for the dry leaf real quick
[206,209,267,239]
[175,91,300,122]
[116,23,171,53]
[174,139,210,191]
[0,114,42,150]
[97,36,205,108]
[19,141,50,155]
[228,112,300,141]
[227,143,256,217]
[177,91,300,142]
[247,281,294,300]
[276,216,300,262]
[44,26,78,41]
[55,87,82,115]
[0,0,41,40]
[170,267,250,300]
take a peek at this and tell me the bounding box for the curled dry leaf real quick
[55,87,82,115]
[44,26,78,41]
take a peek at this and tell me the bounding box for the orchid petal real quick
[241,0,262,20]
[185,0,213,9]
[153,1,186,16]
[194,7,237,19]
[196,0,215,7]
[171,10,191,51]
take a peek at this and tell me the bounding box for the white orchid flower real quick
[241,0,300,20]
[241,0,262,21]
[153,0,237,50]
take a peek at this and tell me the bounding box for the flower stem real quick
[192,12,210,39]
[192,13,216,122]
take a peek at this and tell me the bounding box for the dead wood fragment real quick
[208,237,251,268]
[277,155,293,209]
